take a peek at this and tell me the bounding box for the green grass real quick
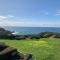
[0,38,60,60]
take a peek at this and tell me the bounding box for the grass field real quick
[0,38,60,60]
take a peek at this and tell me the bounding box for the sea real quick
[4,27,60,35]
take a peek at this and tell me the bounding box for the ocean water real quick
[4,27,60,35]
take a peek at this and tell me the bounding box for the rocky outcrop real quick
[0,43,32,60]
[0,28,16,39]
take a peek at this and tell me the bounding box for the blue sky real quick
[0,0,60,27]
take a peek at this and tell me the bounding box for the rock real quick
[17,52,24,60]
[0,43,32,60]
[0,47,18,60]
[24,54,32,60]
[0,42,8,51]
[0,28,5,31]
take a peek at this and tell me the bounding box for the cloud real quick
[55,10,60,15]
[0,16,8,20]
[8,15,14,18]
[0,15,60,27]
[0,19,60,27]
[0,15,14,21]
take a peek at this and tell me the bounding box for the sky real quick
[0,0,60,27]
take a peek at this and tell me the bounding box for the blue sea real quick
[4,27,60,35]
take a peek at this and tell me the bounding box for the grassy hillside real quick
[0,38,60,60]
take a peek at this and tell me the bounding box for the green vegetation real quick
[0,38,60,60]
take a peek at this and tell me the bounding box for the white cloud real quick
[0,16,8,20]
[0,15,14,21]
[8,15,14,18]
[55,10,60,15]
[0,19,60,27]
[0,15,60,27]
